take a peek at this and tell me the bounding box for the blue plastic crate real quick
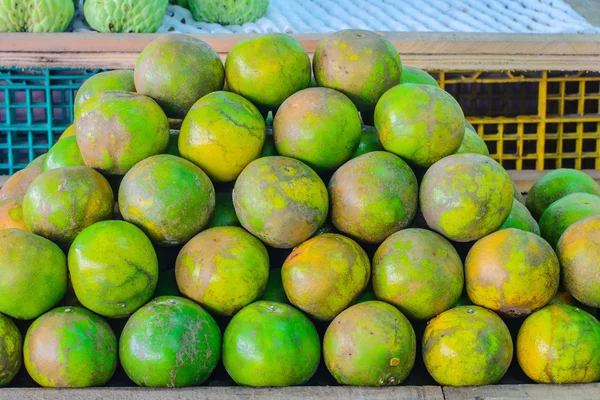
[0,68,101,175]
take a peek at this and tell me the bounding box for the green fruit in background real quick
[176,226,270,316]
[170,0,189,7]
[512,180,526,204]
[154,269,182,298]
[0,0,74,32]
[42,136,85,171]
[558,215,600,308]
[399,66,439,86]
[517,304,600,384]
[324,301,416,386]
[75,91,170,175]
[23,166,114,246]
[329,151,418,244]
[0,313,21,386]
[165,130,180,156]
[226,34,311,109]
[120,296,221,387]
[179,91,265,181]
[351,125,384,158]
[313,29,402,112]
[74,70,135,115]
[24,306,117,388]
[223,301,320,387]
[84,0,168,33]
[0,229,67,320]
[282,233,371,321]
[260,268,289,304]
[420,154,513,242]
[455,127,489,156]
[233,156,328,248]
[274,87,362,172]
[68,220,159,319]
[119,154,215,246]
[423,305,513,386]
[189,0,268,25]
[499,198,540,235]
[373,228,464,320]
[135,35,225,119]
[260,128,277,157]
[526,169,600,220]
[207,192,240,228]
[539,192,600,248]
[375,83,465,167]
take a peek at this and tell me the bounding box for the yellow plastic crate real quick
[434,70,600,170]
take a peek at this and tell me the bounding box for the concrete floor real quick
[566,0,600,26]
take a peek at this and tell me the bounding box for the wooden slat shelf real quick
[0,32,599,70]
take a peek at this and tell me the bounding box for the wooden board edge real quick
[443,383,600,400]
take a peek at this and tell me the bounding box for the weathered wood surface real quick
[0,386,444,400]
[0,32,599,70]
[443,383,600,400]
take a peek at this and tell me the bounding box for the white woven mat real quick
[72,0,599,34]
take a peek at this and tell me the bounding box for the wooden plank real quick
[443,383,600,400]
[0,386,444,400]
[0,32,599,70]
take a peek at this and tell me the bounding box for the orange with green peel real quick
[165,130,180,156]
[400,66,439,86]
[539,192,600,249]
[313,29,402,112]
[58,124,75,141]
[135,35,224,119]
[75,91,169,175]
[526,169,600,220]
[22,166,114,246]
[375,83,465,167]
[42,136,85,171]
[68,220,159,319]
[176,226,270,316]
[324,301,415,386]
[0,197,28,231]
[499,198,540,235]
[329,151,418,244]
[354,286,377,304]
[517,304,600,383]
[466,228,559,317]
[226,34,310,110]
[282,233,370,321]
[423,305,513,386]
[0,229,67,320]
[260,268,289,304]
[179,91,266,182]
[0,313,21,386]
[351,125,383,158]
[233,156,329,248]
[74,70,135,115]
[24,306,117,388]
[260,128,277,157]
[512,180,525,204]
[549,290,594,314]
[119,296,221,387]
[207,192,240,228]
[557,214,600,307]
[420,154,513,242]
[274,87,362,172]
[455,127,489,156]
[154,269,182,298]
[223,301,320,387]
[373,228,464,320]
[119,154,215,246]
[0,157,44,201]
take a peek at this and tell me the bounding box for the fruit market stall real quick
[2,1,600,400]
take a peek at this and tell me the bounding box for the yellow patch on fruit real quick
[0,197,28,232]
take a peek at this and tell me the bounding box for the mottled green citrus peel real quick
[373,228,464,320]
[43,136,85,171]
[120,296,221,387]
[499,199,540,235]
[324,301,415,386]
[68,220,159,318]
[455,127,489,156]
[0,313,22,386]
[24,307,117,388]
[222,301,320,386]
[207,192,240,228]
[351,125,384,158]
[399,66,439,86]
[74,70,135,115]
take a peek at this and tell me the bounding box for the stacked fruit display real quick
[1,29,600,389]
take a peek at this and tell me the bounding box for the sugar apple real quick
[0,0,74,32]
[84,0,168,33]
[189,0,269,25]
